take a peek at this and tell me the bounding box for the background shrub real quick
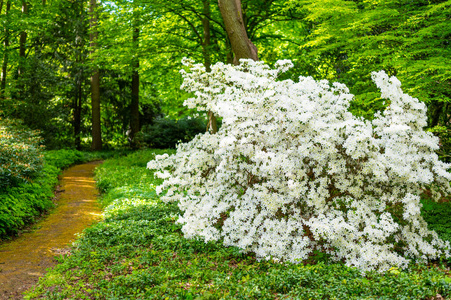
[0,117,44,190]
[138,116,207,149]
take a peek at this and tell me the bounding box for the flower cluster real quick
[147,58,451,272]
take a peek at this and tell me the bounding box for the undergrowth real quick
[25,149,451,299]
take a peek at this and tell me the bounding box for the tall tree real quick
[201,0,218,133]
[18,0,27,78]
[74,0,86,150]
[0,0,10,96]
[129,3,140,148]
[90,0,102,150]
[218,0,258,63]
[16,0,28,98]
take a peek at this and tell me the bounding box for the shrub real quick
[0,164,58,236]
[44,149,85,169]
[138,116,206,149]
[148,59,451,272]
[0,117,44,190]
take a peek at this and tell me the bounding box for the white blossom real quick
[148,59,451,272]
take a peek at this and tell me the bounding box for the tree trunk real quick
[18,1,28,77]
[90,0,102,150]
[202,0,212,72]
[202,0,218,134]
[0,0,11,97]
[130,17,140,148]
[429,101,444,127]
[218,0,258,64]
[74,1,84,150]
[74,77,82,150]
[16,0,28,98]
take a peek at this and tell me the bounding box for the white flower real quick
[147,59,451,272]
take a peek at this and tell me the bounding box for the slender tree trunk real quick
[1,0,11,97]
[203,0,218,134]
[202,0,212,72]
[203,1,217,134]
[130,20,140,148]
[18,1,28,77]
[90,0,102,150]
[74,2,84,150]
[218,0,258,64]
[74,79,82,150]
[16,0,28,98]
[430,101,444,127]
[0,0,4,14]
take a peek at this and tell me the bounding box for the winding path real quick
[0,161,103,299]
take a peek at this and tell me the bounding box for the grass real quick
[25,149,451,299]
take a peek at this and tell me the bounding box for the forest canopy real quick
[0,0,449,152]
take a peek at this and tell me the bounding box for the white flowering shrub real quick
[147,58,451,272]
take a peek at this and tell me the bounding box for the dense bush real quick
[0,117,44,190]
[0,164,59,237]
[138,116,207,149]
[149,59,451,272]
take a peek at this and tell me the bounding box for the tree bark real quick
[218,0,258,64]
[429,101,444,127]
[202,0,212,72]
[90,0,102,150]
[18,0,28,78]
[0,0,10,97]
[74,77,82,150]
[130,13,140,148]
[202,0,218,134]
[16,0,28,98]
[74,1,84,150]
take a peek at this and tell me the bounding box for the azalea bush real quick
[148,59,451,272]
[0,117,44,190]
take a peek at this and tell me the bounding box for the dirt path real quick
[0,161,103,299]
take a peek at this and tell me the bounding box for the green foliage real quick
[286,0,451,127]
[44,149,130,169]
[94,149,174,200]
[138,116,207,149]
[0,117,44,190]
[421,198,451,258]
[43,150,85,169]
[428,126,451,162]
[25,150,451,299]
[0,163,58,238]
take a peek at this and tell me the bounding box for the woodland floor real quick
[0,162,103,299]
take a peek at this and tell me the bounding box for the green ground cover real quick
[25,150,451,299]
[0,150,125,239]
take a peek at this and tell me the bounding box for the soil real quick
[0,161,103,299]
